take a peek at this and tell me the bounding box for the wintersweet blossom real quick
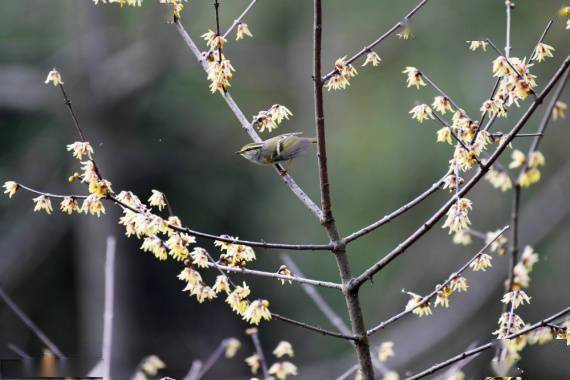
[402,67,425,89]
[467,40,488,51]
[277,265,292,285]
[273,341,294,358]
[213,275,231,294]
[148,190,167,211]
[432,96,453,115]
[326,56,358,91]
[45,68,63,86]
[436,127,452,144]
[362,51,382,67]
[520,246,539,271]
[377,341,394,362]
[409,104,434,123]
[449,276,469,292]
[485,167,513,192]
[67,141,94,160]
[33,195,53,214]
[245,353,261,374]
[552,101,567,120]
[202,30,226,50]
[442,198,472,233]
[405,294,431,317]
[434,285,453,308]
[236,23,253,40]
[60,197,80,215]
[469,253,493,271]
[533,42,555,62]
[204,51,235,94]
[190,247,209,268]
[224,338,241,358]
[141,236,168,260]
[268,361,298,380]
[81,194,105,217]
[243,299,271,325]
[452,230,472,245]
[3,181,19,198]
[501,289,531,309]
[486,230,508,256]
[396,25,413,40]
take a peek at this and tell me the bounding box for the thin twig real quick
[196,339,227,379]
[366,226,509,336]
[0,285,66,359]
[280,255,350,333]
[343,171,449,244]
[7,343,32,360]
[431,113,484,168]
[421,72,470,120]
[248,329,269,379]
[350,56,570,290]
[322,0,432,82]
[102,236,116,380]
[405,307,570,380]
[272,312,357,341]
[184,360,203,380]
[207,261,342,290]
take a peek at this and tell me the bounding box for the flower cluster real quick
[326,56,358,91]
[485,166,513,192]
[252,104,293,133]
[236,23,253,41]
[467,40,488,51]
[442,198,472,234]
[159,0,187,19]
[509,149,545,188]
[202,29,227,50]
[245,338,297,379]
[362,51,382,67]
[204,50,235,94]
[93,0,143,6]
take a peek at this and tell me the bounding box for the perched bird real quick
[236,133,317,174]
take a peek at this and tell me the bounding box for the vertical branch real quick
[102,236,116,380]
[248,329,269,379]
[505,1,513,58]
[506,185,521,291]
[0,285,66,360]
[312,0,374,378]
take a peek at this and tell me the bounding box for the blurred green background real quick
[0,0,568,378]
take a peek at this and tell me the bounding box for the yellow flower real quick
[466,40,488,51]
[436,127,452,144]
[277,265,292,285]
[469,253,493,271]
[442,198,472,234]
[326,56,357,91]
[383,371,400,380]
[88,179,113,199]
[236,23,253,40]
[434,285,453,308]
[81,194,106,217]
[273,341,294,358]
[508,150,526,169]
[66,141,94,160]
[512,263,530,289]
[396,25,413,40]
[533,42,555,63]
[60,196,80,215]
[226,282,250,315]
[552,101,567,120]
[213,275,231,294]
[201,29,226,50]
[224,338,241,358]
[80,161,99,183]
[528,151,545,168]
[449,276,468,292]
[148,190,167,211]
[409,104,434,123]
[501,289,531,309]
[268,361,298,380]
[140,355,165,376]
[178,267,203,292]
[519,168,541,188]
[485,167,513,192]
[377,341,394,362]
[205,51,235,94]
[527,326,553,345]
[485,229,508,256]
[141,236,167,260]
[45,68,63,86]
[432,96,453,115]
[245,354,261,374]
[165,233,194,261]
[190,247,209,268]
[405,294,431,317]
[520,245,539,272]
[402,67,425,89]
[452,230,472,245]
[3,181,19,198]
[560,6,570,16]
[362,51,382,67]
[33,195,53,214]
[243,299,271,325]
[195,285,216,303]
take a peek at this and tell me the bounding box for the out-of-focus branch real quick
[0,285,66,359]
[248,328,269,379]
[102,236,116,380]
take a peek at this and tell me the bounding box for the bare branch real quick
[272,313,357,341]
[248,328,270,379]
[102,236,116,380]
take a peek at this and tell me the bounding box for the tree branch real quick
[405,307,570,380]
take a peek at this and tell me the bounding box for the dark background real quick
[0,0,568,379]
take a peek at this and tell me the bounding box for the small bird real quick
[236,133,317,174]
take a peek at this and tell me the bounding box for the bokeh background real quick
[0,0,569,378]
